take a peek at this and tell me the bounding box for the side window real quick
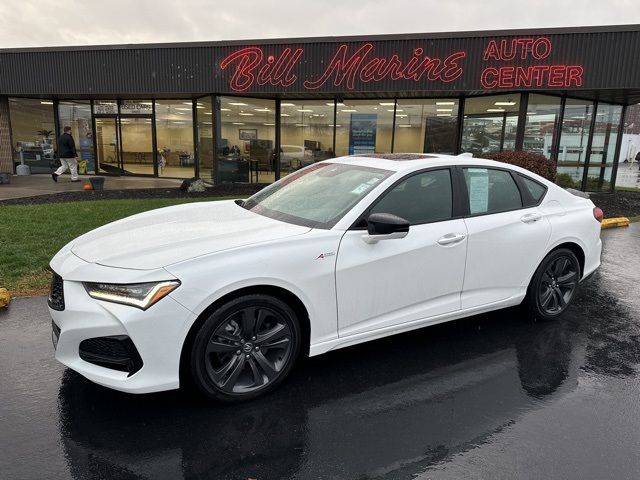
[370,169,453,225]
[463,168,522,215]
[519,174,547,205]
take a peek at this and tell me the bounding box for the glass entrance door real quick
[95,116,155,175]
[120,117,154,176]
[95,117,121,174]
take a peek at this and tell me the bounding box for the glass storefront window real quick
[393,99,459,154]
[557,99,594,189]
[58,101,94,174]
[280,100,335,176]
[335,100,394,156]
[196,96,214,183]
[523,94,562,159]
[220,97,275,183]
[461,94,521,157]
[8,98,56,173]
[120,100,153,115]
[585,103,622,192]
[616,104,640,190]
[155,100,195,178]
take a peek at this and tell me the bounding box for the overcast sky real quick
[0,0,637,48]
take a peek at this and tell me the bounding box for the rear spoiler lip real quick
[565,188,590,199]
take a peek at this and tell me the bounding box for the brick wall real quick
[0,97,13,173]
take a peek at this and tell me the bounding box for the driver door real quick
[336,168,468,337]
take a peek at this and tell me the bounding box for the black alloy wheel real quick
[525,248,580,321]
[191,294,301,402]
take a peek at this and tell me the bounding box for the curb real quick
[601,217,630,229]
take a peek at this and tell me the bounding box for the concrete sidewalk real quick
[0,174,183,201]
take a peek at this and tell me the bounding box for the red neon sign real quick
[302,43,465,90]
[218,37,584,92]
[219,43,465,92]
[480,37,583,90]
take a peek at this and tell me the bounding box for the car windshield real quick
[242,162,393,229]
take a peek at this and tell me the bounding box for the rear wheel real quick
[191,294,301,402]
[524,248,580,321]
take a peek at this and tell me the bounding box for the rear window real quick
[519,174,547,205]
[463,168,522,215]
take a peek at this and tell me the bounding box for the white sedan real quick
[49,153,603,401]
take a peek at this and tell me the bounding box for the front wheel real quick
[524,248,580,321]
[190,294,301,402]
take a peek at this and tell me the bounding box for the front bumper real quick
[49,278,196,394]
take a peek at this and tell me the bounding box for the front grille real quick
[48,273,65,311]
[79,336,143,376]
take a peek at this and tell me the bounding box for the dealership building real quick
[0,24,639,191]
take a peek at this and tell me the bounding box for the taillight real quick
[593,207,604,223]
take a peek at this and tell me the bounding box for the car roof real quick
[324,153,520,173]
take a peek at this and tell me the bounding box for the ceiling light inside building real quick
[341,109,357,112]
[264,123,275,126]
[228,102,248,106]
[281,103,296,106]
[494,101,516,106]
[436,108,453,112]
[436,101,455,105]
[239,113,254,116]
[254,108,271,112]
[297,109,313,112]
[437,113,452,117]
[41,101,54,105]
[232,122,245,125]
[379,102,395,106]
[397,124,412,128]
[487,108,505,112]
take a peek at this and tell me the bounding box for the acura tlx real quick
[49,153,602,401]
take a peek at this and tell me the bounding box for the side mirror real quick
[363,213,410,244]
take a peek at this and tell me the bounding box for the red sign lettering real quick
[480,65,583,89]
[303,43,465,90]
[220,46,303,92]
[483,37,552,61]
[219,43,465,92]
[481,37,582,89]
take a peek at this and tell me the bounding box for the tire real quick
[524,248,581,321]
[190,294,301,402]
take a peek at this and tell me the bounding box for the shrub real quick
[486,150,557,182]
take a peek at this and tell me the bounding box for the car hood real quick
[70,200,311,270]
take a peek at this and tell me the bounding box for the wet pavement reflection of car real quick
[1,224,640,480]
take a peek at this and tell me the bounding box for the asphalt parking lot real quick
[2,224,640,480]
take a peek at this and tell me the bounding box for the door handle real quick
[521,213,542,224]
[437,233,466,246]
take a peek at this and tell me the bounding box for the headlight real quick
[83,280,181,310]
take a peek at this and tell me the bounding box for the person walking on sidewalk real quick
[52,126,79,182]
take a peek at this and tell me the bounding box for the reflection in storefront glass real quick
[58,101,94,174]
[523,94,562,159]
[219,97,275,183]
[461,95,520,157]
[280,100,335,176]
[196,96,214,183]
[585,103,622,192]
[394,99,459,154]
[155,100,196,178]
[557,99,593,189]
[8,98,56,173]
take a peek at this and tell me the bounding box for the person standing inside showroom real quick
[52,126,79,182]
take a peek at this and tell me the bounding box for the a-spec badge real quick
[316,252,336,260]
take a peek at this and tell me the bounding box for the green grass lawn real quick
[0,197,235,296]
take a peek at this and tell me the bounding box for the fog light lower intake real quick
[79,336,143,376]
